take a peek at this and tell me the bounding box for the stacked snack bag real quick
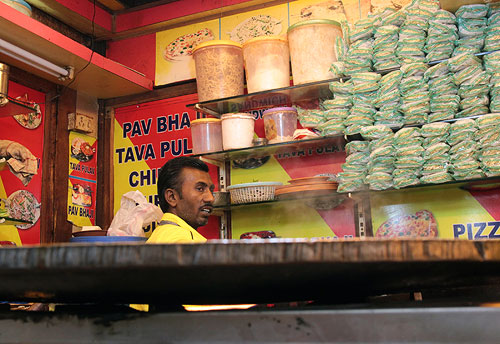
[484,52,500,112]
[485,4,500,52]
[420,122,453,183]
[393,127,423,188]
[424,61,459,122]
[344,20,374,75]
[338,141,369,192]
[361,125,395,190]
[454,4,488,55]
[396,3,429,65]
[477,114,500,177]
[374,70,404,127]
[448,119,483,180]
[426,9,457,62]
[373,24,400,71]
[399,63,429,124]
[449,53,490,118]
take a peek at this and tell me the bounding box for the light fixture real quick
[0,38,73,81]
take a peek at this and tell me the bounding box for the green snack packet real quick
[459,95,490,110]
[453,169,485,180]
[400,76,427,94]
[447,53,482,72]
[297,108,325,128]
[450,150,478,162]
[344,124,366,135]
[449,139,478,155]
[420,171,453,183]
[432,10,456,24]
[452,158,480,172]
[456,4,488,19]
[401,62,428,77]
[421,159,450,175]
[369,156,395,166]
[329,62,345,78]
[475,113,500,129]
[369,164,395,174]
[447,131,474,146]
[394,127,421,141]
[341,162,368,173]
[424,142,450,159]
[427,111,455,123]
[479,147,500,159]
[322,97,352,110]
[370,145,395,158]
[456,105,489,119]
[396,144,424,157]
[345,140,370,155]
[474,126,499,141]
[337,180,366,193]
[450,118,477,133]
[346,151,370,165]
[360,125,394,140]
[457,85,490,99]
[351,72,382,84]
[393,175,421,188]
[396,137,424,148]
[323,108,350,120]
[329,81,353,94]
[420,122,450,137]
[453,64,484,85]
[366,172,393,190]
[461,72,491,87]
[334,36,347,62]
[368,134,395,150]
[394,155,425,168]
[424,62,449,80]
[338,171,366,182]
[393,168,420,178]
[422,136,446,148]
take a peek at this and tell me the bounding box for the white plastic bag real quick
[108,190,163,237]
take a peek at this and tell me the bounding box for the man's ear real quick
[165,188,179,208]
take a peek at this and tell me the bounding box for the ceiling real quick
[97,0,179,12]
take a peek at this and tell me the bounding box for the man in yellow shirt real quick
[147,156,215,244]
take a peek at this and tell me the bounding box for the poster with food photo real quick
[0,81,45,246]
[68,131,97,226]
[220,4,287,44]
[289,0,355,25]
[155,19,220,86]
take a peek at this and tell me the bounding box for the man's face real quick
[171,167,215,229]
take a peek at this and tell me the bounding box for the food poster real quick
[220,4,288,44]
[68,132,97,226]
[155,19,220,86]
[113,94,220,239]
[371,184,500,239]
[230,110,355,240]
[0,81,45,246]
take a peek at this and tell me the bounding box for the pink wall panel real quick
[107,34,156,81]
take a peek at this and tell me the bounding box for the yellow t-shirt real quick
[146,213,207,244]
[132,213,206,311]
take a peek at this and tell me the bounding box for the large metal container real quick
[0,63,9,97]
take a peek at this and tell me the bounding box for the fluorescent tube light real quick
[0,37,73,80]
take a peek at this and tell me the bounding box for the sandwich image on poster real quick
[221,4,287,44]
[156,19,220,86]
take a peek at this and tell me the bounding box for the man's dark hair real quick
[157,156,209,212]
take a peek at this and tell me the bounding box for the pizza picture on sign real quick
[376,209,438,238]
[229,15,282,44]
[163,28,214,61]
[13,95,42,129]
[6,190,40,230]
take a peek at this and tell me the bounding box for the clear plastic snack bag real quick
[108,190,163,237]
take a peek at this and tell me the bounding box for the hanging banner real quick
[113,94,220,239]
[67,131,97,226]
[371,182,500,239]
[0,81,45,246]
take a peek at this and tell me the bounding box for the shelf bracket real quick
[194,104,221,118]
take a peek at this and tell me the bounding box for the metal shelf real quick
[192,135,346,162]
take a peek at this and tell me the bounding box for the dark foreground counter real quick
[1,238,500,304]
